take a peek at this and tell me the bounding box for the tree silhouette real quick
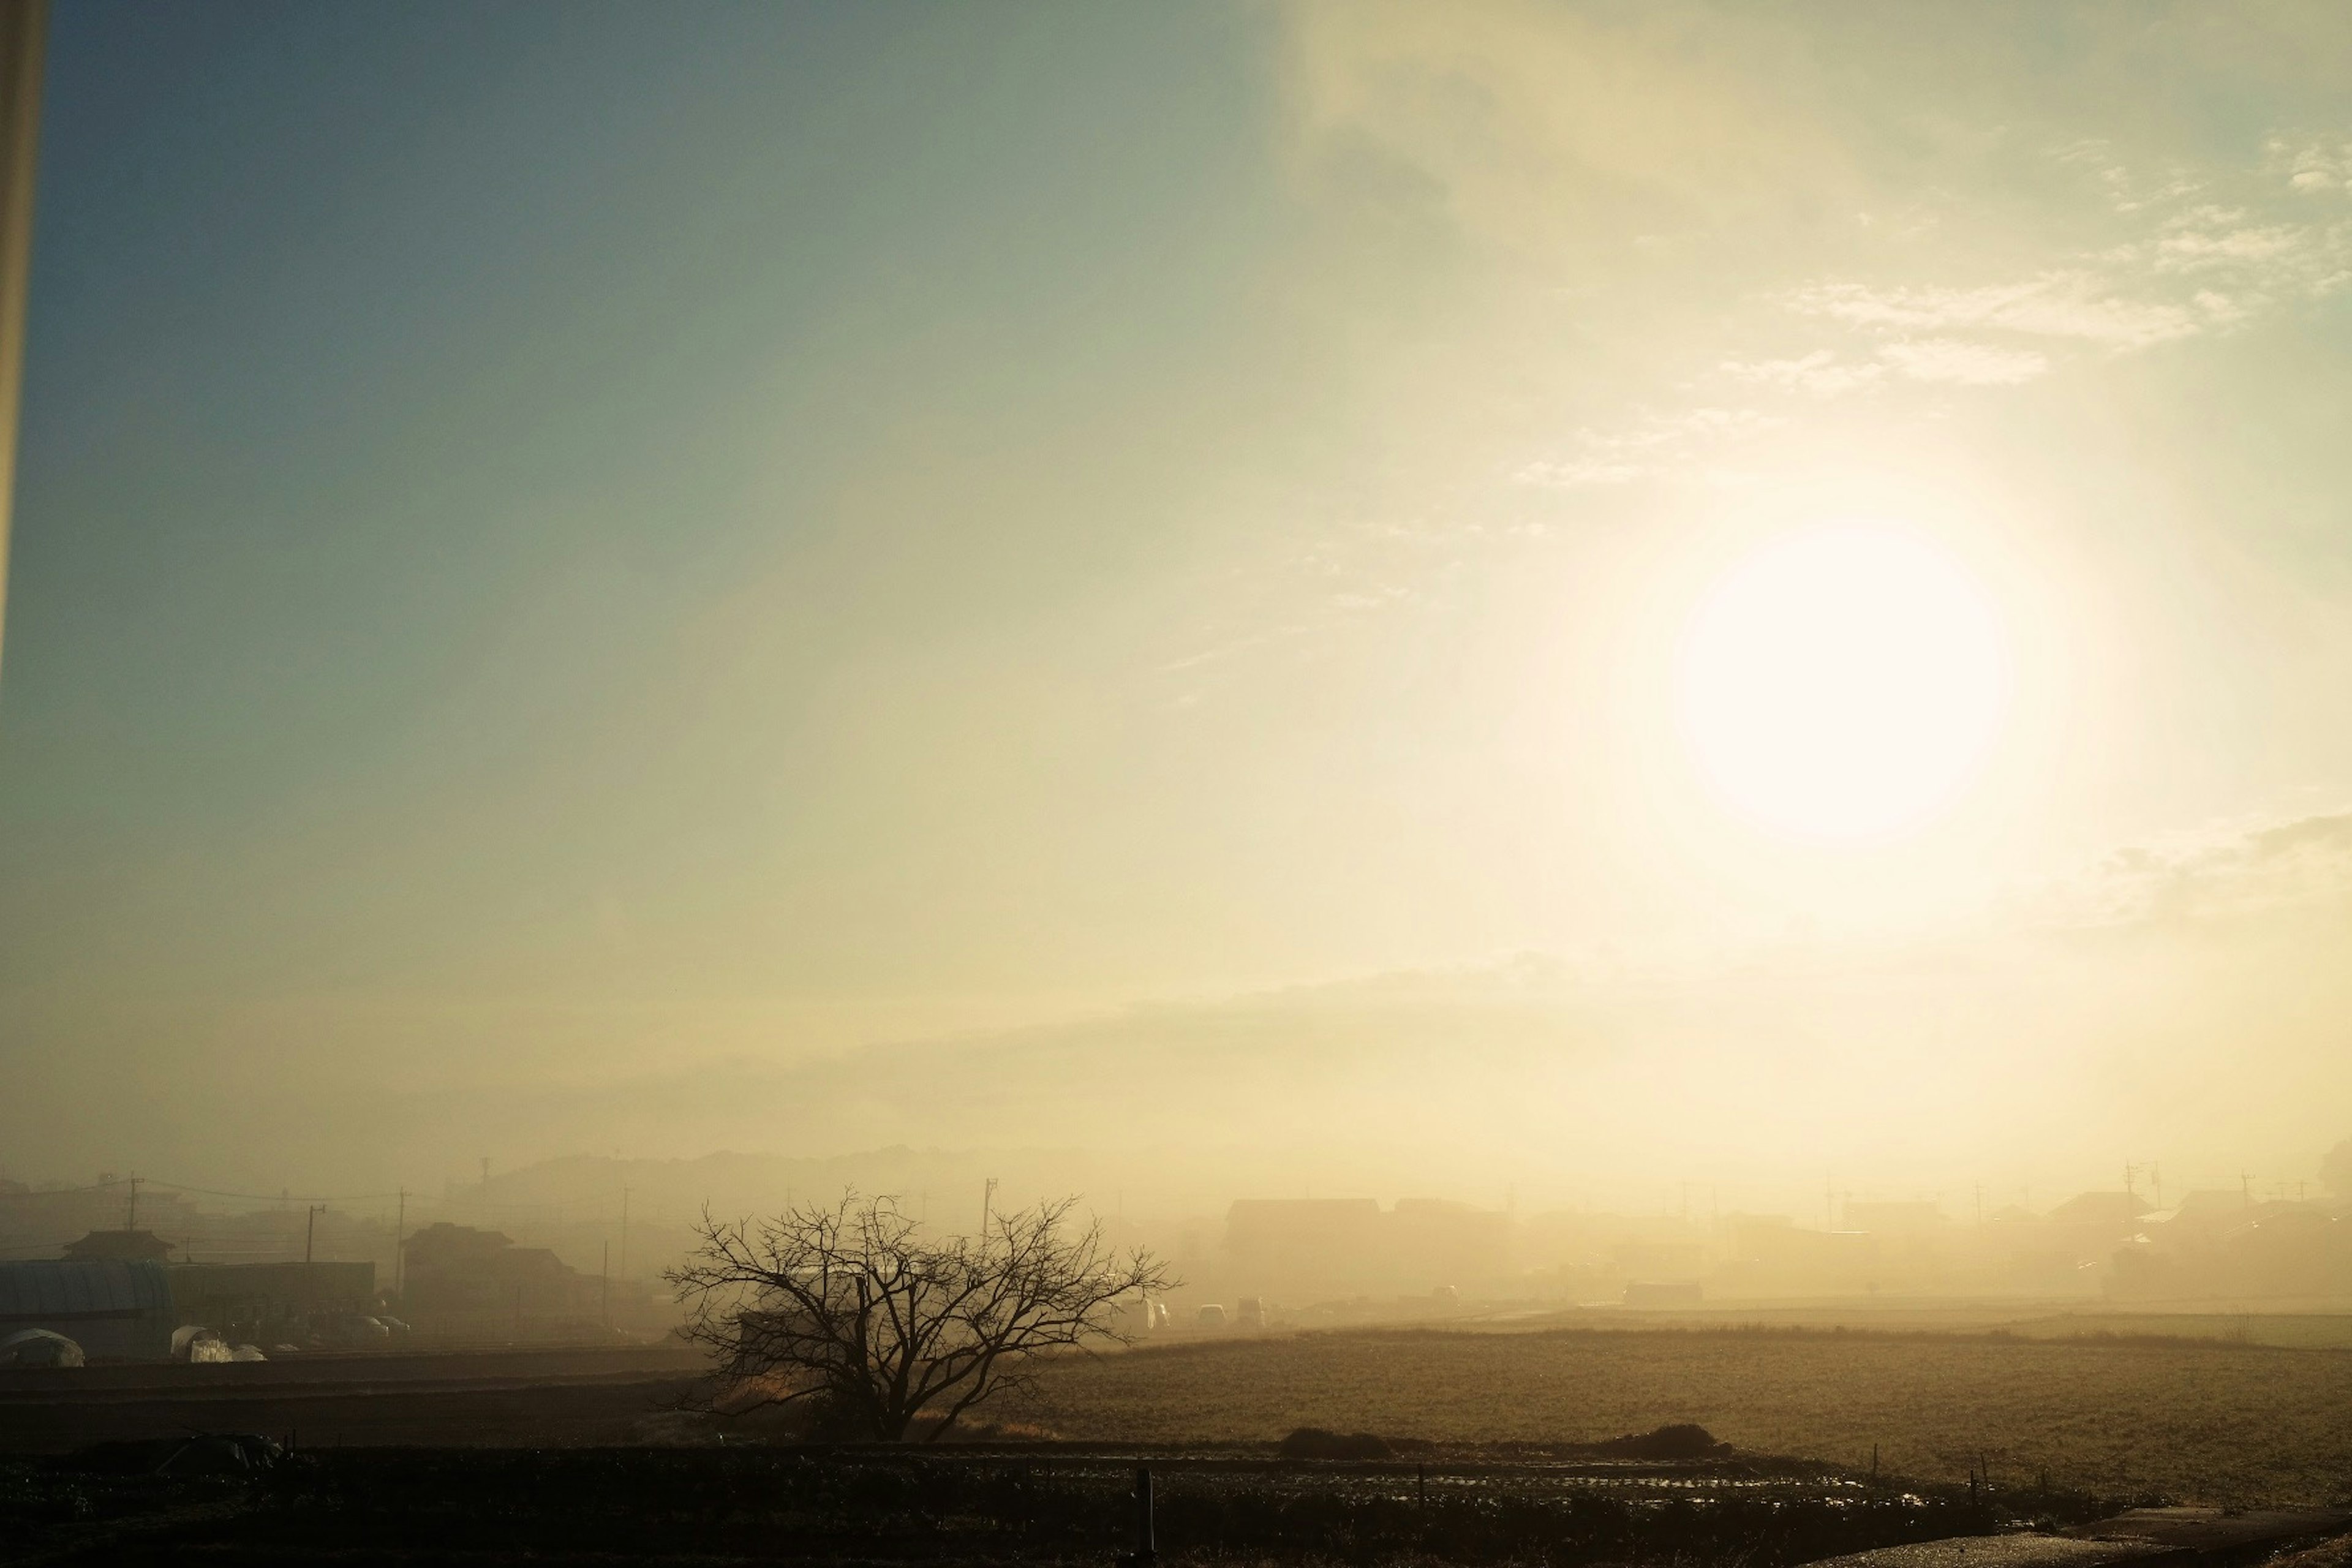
[668,1191,1171,1441]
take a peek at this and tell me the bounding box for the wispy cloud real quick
[2054,137,2203,216]
[1717,350,1885,396]
[1792,171,2352,371]
[2271,137,2352,194]
[2155,214,2302,270]
[2027,809,2352,929]
[1875,337,2050,386]
[1517,407,1785,489]
[1517,135,2352,493]
[1788,273,2204,350]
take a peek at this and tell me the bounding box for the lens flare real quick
[1677,526,2010,843]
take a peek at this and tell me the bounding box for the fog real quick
[5,3,2352,1331]
[9,809,2348,1248]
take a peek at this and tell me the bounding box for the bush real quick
[1278,1427,1395,1460]
[1591,1422,1730,1458]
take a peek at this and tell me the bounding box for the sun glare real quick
[1676,526,2010,843]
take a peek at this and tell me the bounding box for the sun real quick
[1676,525,2010,843]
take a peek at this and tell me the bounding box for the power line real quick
[146,1180,407,1204]
[0,1175,405,1205]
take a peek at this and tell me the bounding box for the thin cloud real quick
[1717,350,1885,396]
[1876,337,2049,385]
[2027,810,2352,929]
[1789,273,2201,349]
[2271,138,2352,194]
[1517,407,1785,490]
[1514,132,2352,502]
[1789,158,2352,370]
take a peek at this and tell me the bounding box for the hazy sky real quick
[3,2,2350,1196]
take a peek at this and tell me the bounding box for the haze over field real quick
[3,2,2352,1209]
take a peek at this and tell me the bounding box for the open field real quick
[1008,1327,2352,1506]
[1,1327,2348,1510]
[1518,1306,2352,1351]
[0,1344,706,1453]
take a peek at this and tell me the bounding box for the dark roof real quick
[0,1259,174,1320]
[2046,1191,2148,1226]
[62,1229,176,1262]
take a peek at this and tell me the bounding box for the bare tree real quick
[668,1191,1173,1442]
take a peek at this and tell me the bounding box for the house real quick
[2045,1191,2149,1229]
[1841,1202,1943,1235]
[1225,1197,1512,1299]
[167,1260,377,1344]
[1225,1199,1382,1295]
[62,1229,177,1263]
[398,1223,605,1330]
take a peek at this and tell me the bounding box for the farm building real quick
[397,1223,610,1333]
[167,1260,377,1343]
[0,1258,176,1361]
[1840,1201,1943,1235]
[1225,1197,1513,1299]
[62,1228,177,1262]
[1225,1199,1383,1295]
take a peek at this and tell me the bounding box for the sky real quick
[2,1,2350,1205]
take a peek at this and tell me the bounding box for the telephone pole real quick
[305,1203,327,1269]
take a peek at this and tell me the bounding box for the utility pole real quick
[305,1200,327,1319]
[0,0,45,682]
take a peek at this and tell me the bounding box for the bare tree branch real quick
[665,1190,1174,1442]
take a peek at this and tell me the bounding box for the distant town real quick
[6,1148,2346,1365]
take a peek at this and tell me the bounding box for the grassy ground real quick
[2272,1533,2352,1568]
[1526,1305,2352,1351]
[1008,1325,2352,1506]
